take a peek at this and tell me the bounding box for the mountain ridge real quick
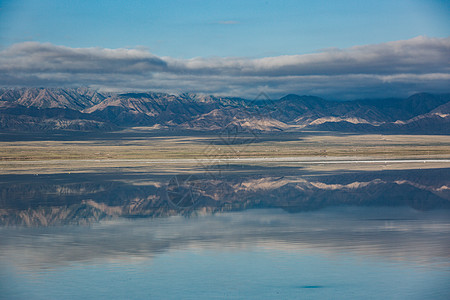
[0,88,449,133]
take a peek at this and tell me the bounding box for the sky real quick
[0,0,449,99]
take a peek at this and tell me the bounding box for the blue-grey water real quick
[1,166,449,299]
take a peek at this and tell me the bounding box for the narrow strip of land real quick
[1,133,449,161]
[2,158,450,165]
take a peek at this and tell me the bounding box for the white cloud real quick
[0,36,449,99]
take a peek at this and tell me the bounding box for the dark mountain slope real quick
[0,87,448,133]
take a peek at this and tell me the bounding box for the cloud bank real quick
[0,36,449,99]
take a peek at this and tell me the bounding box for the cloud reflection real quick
[0,207,449,270]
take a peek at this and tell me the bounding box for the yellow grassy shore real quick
[1,132,449,161]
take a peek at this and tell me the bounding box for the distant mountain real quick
[0,88,449,133]
[0,87,107,110]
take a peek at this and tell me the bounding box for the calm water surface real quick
[0,165,449,299]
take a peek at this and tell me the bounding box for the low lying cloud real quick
[0,36,449,99]
[0,42,166,74]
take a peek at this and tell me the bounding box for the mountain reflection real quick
[0,167,449,226]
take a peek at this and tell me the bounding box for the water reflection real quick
[0,167,449,226]
[1,166,449,299]
[1,207,449,270]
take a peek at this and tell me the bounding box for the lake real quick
[0,162,449,299]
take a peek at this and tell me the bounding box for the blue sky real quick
[0,0,449,98]
[1,0,449,57]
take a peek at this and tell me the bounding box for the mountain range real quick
[0,87,449,133]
